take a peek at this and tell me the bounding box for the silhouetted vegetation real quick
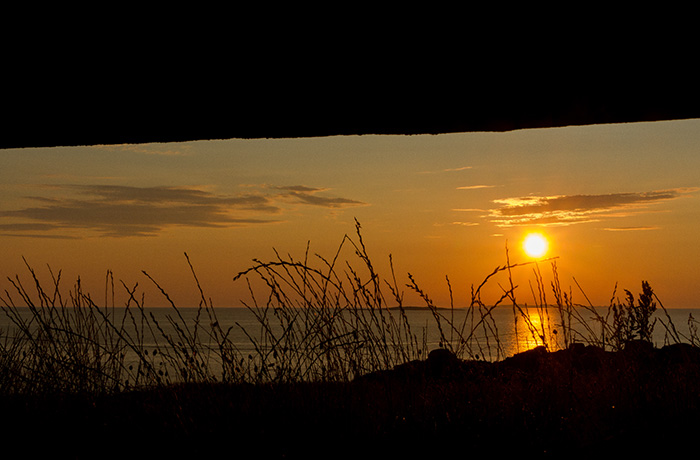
[1,221,699,457]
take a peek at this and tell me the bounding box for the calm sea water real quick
[3,305,696,362]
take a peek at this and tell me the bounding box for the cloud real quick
[0,184,366,237]
[603,226,660,232]
[272,185,320,193]
[271,185,368,208]
[0,222,82,239]
[420,166,473,174]
[489,188,696,227]
[0,223,64,232]
[443,166,473,172]
[456,185,496,190]
[99,144,191,156]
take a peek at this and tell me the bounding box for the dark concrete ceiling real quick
[6,86,699,150]
[5,46,699,149]
[6,9,700,150]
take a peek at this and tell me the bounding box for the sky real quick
[1,119,699,309]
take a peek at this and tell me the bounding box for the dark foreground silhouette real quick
[3,341,700,459]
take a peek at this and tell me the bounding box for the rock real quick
[622,339,655,356]
[426,348,462,378]
[549,343,610,373]
[658,342,700,365]
[498,345,548,372]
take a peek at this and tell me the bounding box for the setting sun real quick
[523,233,549,258]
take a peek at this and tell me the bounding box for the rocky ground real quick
[3,341,700,459]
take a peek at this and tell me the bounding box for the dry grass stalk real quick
[0,221,694,395]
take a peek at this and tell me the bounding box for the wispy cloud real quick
[443,166,473,172]
[98,144,192,156]
[0,222,82,239]
[603,226,660,232]
[271,185,368,208]
[456,185,496,190]
[489,188,697,227]
[0,184,366,238]
[420,166,472,174]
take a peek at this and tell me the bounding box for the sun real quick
[523,233,549,258]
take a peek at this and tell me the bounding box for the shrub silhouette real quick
[609,280,657,350]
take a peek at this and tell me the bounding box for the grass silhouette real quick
[1,219,699,457]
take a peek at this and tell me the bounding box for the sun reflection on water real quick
[502,307,559,357]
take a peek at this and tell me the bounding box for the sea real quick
[2,305,697,364]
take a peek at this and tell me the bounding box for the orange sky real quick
[1,119,699,309]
